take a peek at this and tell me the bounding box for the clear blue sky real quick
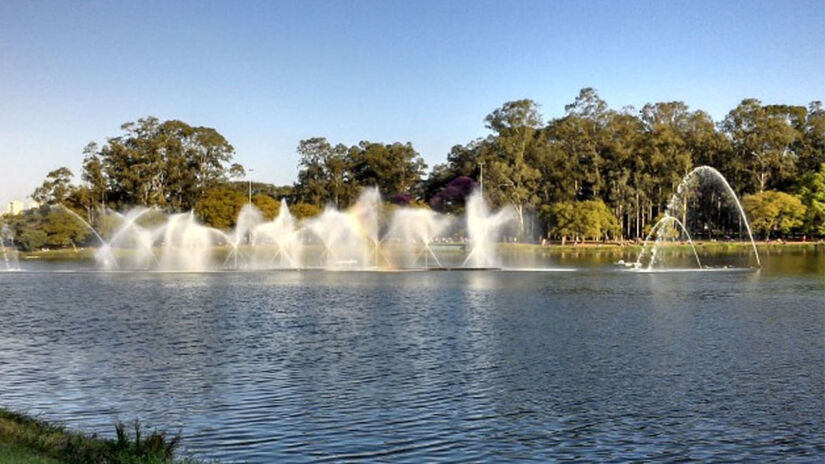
[1,0,823,207]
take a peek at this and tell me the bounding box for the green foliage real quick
[349,141,427,198]
[289,203,322,219]
[480,99,543,234]
[42,209,91,248]
[32,167,74,206]
[28,90,825,247]
[541,200,619,243]
[0,439,63,463]
[294,137,427,208]
[795,163,825,235]
[17,229,47,252]
[721,99,803,193]
[742,191,806,239]
[252,193,281,220]
[295,137,351,207]
[83,117,239,210]
[194,186,246,229]
[110,421,181,463]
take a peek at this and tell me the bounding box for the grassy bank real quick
[0,409,205,464]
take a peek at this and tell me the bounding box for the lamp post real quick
[247,168,255,204]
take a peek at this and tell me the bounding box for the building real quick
[8,201,24,215]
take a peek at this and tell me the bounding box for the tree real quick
[579,200,620,241]
[562,88,610,198]
[541,202,577,245]
[349,141,427,198]
[82,142,107,207]
[252,193,281,220]
[86,117,239,210]
[721,99,802,194]
[602,109,644,239]
[481,99,543,235]
[540,200,618,244]
[535,119,583,204]
[16,229,47,252]
[42,209,91,249]
[289,203,322,219]
[742,191,806,239]
[32,167,75,205]
[194,186,246,229]
[429,176,477,213]
[796,163,825,236]
[797,101,825,174]
[295,137,359,207]
[65,185,97,225]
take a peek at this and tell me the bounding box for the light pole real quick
[247,168,255,204]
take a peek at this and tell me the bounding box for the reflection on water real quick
[0,252,822,462]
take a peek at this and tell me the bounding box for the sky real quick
[1,0,823,208]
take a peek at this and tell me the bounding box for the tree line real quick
[4,88,824,250]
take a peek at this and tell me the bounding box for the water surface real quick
[0,252,823,462]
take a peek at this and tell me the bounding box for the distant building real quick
[8,201,24,215]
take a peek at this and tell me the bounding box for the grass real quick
[0,440,62,464]
[0,409,206,464]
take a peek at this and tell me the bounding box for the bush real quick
[17,229,47,252]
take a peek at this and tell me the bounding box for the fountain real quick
[1,224,20,271]
[157,212,230,272]
[463,190,516,268]
[98,207,160,270]
[304,189,381,269]
[225,204,264,269]
[15,186,517,272]
[250,199,303,269]
[634,166,761,270]
[635,215,702,269]
[384,207,452,268]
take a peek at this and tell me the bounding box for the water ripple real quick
[0,267,823,462]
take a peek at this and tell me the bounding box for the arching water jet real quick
[633,166,761,270]
[635,215,702,270]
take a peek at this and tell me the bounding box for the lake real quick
[0,250,823,462]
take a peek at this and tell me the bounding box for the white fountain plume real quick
[99,207,160,270]
[304,208,364,269]
[158,211,228,272]
[82,186,515,272]
[349,187,382,267]
[1,223,20,271]
[462,190,516,268]
[251,199,303,269]
[225,204,264,269]
[304,188,383,269]
[385,207,451,268]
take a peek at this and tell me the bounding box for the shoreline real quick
[0,407,204,464]
[9,241,822,262]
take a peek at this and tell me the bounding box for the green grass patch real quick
[0,439,62,464]
[0,409,207,464]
